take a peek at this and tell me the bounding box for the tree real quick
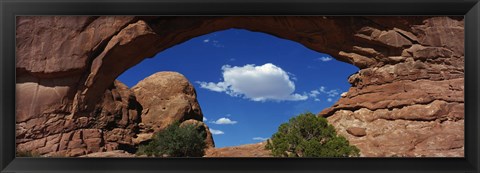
[136,121,206,157]
[265,112,360,157]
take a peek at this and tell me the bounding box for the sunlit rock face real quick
[131,72,214,148]
[319,17,464,157]
[132,72,203,133]
[15,16,463,157]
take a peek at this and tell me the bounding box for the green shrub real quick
[136,121,206,157]
[265,112,360,157]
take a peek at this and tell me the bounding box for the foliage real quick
[265,112,360,157]
[136,121,206,157]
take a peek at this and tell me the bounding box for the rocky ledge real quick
[204,141,271,157]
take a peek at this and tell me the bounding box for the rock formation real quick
[16,16,464,157]
[80,150,136,157]
[132,72,203,132]
[319,17,464,157]
[17,80,142,156]
[204,141,271,157]
[131,71,214,147]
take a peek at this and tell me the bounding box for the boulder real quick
[346,127,367,137]
[132,72,203,133]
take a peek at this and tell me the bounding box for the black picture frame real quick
[1,0,479,173]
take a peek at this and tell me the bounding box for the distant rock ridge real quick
[204,141,271,157]
[16,16,464,157]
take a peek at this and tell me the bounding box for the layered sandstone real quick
[16,16,464,157]
[17,80,142,156]
[319,17,464,157]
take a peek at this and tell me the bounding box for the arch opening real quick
[77,16,366,114]
[116,28,359,148]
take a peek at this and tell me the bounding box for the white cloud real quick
[197,63,308,102]
[314,98,320,102]
[211,117,237,125]
[202,38,224,47]
[209,129,224,135]
[317,56,333,62]
[327,98,333,102]
[252,137,269,141]
[308,86,341,101]
[203,117,207,121]
[319,86,326,92]
[287,72,297,81]
[229,58,236,61]
[196,81,228,92]
[325,90,340,97]
[309,90,320,97]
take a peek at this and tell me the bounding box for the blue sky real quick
[118,29,359,148]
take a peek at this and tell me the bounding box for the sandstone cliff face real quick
[16,16,464,157]
[319,17,464,157]
[16,70,213,156]
[17,80,141,156]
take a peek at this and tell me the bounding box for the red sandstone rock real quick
[412,17,464,57]
[16,16,135,76]
[204,141,271,157]
[15,16,464,157]
[346,127,367,137]
[80,150,136,157]
[131,71,213,148]
[132,72,203,132]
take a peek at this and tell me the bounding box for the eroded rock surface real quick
[132,72,203,132]
[17,80,141,156]
[16,16,464,157]
[204,141,271,157]
[319,17,464,157]
[80,150,136,157]
[131,71,213,148]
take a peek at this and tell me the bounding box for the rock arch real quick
[16,16,464,156]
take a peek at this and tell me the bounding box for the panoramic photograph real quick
[15,16,464,157]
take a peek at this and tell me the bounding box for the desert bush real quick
[265,112,360,157]
[136,121,206,157]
